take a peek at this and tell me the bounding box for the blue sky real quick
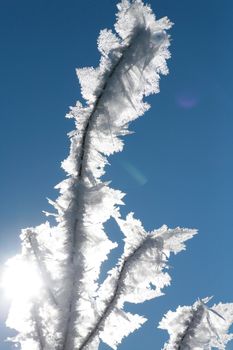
[0,0,233,349]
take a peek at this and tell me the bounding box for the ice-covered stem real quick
[58,1,172,349]
[159,297,233,350]
[61,30,147,349]
[10,303,45,350]
[22,229,58,306]
[72,213,197,350]
[31,304,44,350]
[5,1,174,349]
[5,247,47,350]
[78,235,163,350]
[22,229,59,349]
[77,33,133,180]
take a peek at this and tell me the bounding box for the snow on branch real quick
[74,213,197,349]
[22,228,58,306]
[159,297,233,350]
[52,1,173,349]
[1,1,201,350]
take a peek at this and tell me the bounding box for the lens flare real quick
[1,255,42,300]
[176,92,199,109]
[120,160,147,185]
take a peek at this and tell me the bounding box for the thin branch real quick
[177,305,205,350]
[76,29,143,180]
[61,29,144,350]
[26,232,58,306]
[32,303,44,350]
[78,236,161,350]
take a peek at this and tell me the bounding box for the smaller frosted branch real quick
[78,235,158,350]
[22,229,58,306]
[31,304,45,350]
[159,297,233,350]
[75,213,197,349]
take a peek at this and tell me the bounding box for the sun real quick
[1,255,42,300]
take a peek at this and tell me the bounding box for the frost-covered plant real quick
[159,297,233,350]
[3,1,199,349]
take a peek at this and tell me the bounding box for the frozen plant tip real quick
[3,1,199,350]
[159,297,233,350]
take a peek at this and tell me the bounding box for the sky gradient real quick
[0,0,233,349]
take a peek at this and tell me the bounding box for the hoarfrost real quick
[2,1,202,350]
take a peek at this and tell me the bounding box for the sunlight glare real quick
[1,256,42,300]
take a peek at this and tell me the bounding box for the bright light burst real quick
[1,255,42,300]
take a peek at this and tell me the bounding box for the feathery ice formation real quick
[159,297,233,350]
[4,1,198,350]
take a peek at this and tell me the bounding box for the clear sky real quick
[0,0,233,349]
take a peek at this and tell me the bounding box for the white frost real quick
[159,297,233,350]
[2,1,199,350]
